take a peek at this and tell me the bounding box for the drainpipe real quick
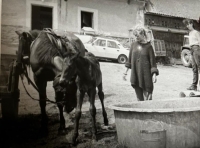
[136,1,145,25]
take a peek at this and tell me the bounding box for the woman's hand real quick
[123,68,129,81]
[123,73,127,81]
[152,73,157,83]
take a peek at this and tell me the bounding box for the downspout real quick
[136,1,145,25]
[59,0,68,31]
[58,0,61,29]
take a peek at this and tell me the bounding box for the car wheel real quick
[181,49,192,68]
[118,54,127,64]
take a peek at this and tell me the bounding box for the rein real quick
[18,29,70,106]
[44,28,65,58]
[20,66,66,106]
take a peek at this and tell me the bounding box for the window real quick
[78,7,98,32]
[81,11,93,28]
[107,41,120,49]
[95,39,106,47]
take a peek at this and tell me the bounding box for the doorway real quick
[31,5,53,30]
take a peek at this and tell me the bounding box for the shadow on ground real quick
[0,109,117,148]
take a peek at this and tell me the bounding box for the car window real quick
[94,39,106,47]
[107,41,120,49]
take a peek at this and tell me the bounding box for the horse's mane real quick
[64,32,86,55]
[32,31,60,65]
[79,52,100,67]
[75,52,100,80]
[26,29,85,66]
[31,30,82,65]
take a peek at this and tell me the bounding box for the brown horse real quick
[59,52,108,145]
[16,29,85,133]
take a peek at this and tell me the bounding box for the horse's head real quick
[53,74,77,113]
[15,31,33,62]
[59,52,80,86]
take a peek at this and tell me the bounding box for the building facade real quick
[1,0,144,54]
[1,0,200,61]
[135,0,200,60]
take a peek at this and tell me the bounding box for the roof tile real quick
[149,0,200,20]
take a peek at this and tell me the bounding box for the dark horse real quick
[16,29,85,133]
[59,52,108,144]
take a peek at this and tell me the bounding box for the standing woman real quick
[123,25,159,101]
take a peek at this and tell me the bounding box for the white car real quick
[84,37,129,64]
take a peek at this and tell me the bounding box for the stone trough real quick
[110,98,200,148]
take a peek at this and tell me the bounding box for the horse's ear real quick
[76,52,81,57]
[74,52,81,59]
[22,32,33,40]
[71,52,80,61]
[15,31,23,36]
[27,32,34,40]
[22,32,29,39]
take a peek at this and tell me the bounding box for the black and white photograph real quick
[1,0,200,148]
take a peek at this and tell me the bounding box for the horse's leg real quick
[55,91,66,134]
[97,83,108,125]
[88,88,98,141]
[34,75,48,130]
[72,90,84,145]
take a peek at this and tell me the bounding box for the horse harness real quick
[43,28,76,58]
[19,29,70,105]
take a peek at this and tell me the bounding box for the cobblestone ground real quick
[0,61,193,148]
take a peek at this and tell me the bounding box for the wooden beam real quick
[148,26,188,34]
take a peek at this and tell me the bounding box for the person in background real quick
[123,25,159,101]
[183,19,200,91]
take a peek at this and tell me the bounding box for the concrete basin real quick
[111,98,200,148]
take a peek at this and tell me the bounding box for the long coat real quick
[125,41,159,93]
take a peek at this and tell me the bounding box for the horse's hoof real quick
[65,107,74,113]
[40,127,49,136]
[71,135,78,146]
[104,121,109,126]
[92,139,97,144]
[71,138,77,146]
[41,122,48,131]
[58,128,66,135]
[91,138,97,144]
[41,117,48,128]
[92,135,97,141]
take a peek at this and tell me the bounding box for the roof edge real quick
[145,12,189,19]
